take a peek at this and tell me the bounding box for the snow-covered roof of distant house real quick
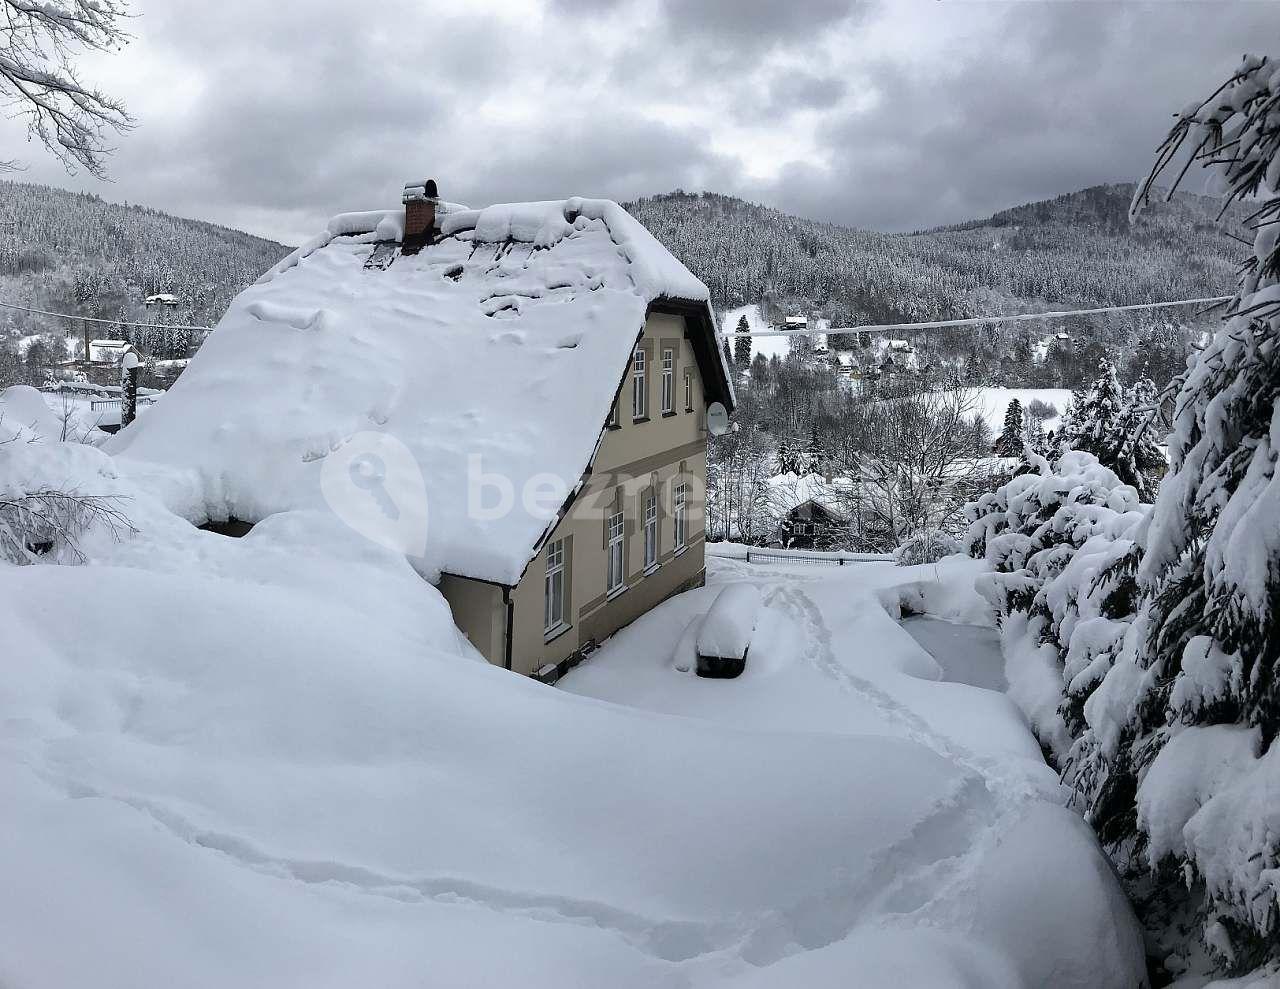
[109,195,733,586]
[785,315,808,326]
[767,472,853,520]
[889,339,911,350]
[89,339,131,349]
[145,293,180,305]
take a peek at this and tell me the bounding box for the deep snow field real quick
[1,423,1151,988]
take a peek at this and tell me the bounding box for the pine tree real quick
[1079,54,1280,967]
[722,337,733,368]
[995,398,1023,456]
[803,422,824,475]
[1059,358,1123,455]
[1060,359,1163,499]
[734,315,752,367]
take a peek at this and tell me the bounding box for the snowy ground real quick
[961,387,1074,434]
[721,304,791,363]
[2,430,1146,987]
[560,553,1145,986]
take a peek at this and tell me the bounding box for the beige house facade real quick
[440,306,718,680]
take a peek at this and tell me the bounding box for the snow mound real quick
[696,582,761,659]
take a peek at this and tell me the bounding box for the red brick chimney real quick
[402,178,438,254]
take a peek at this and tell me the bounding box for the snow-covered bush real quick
[971,55,1280,981]
[965,451,1147,755]
[893,528,960,566]
[0,440,136,564]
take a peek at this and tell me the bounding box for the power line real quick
[1,291,1234,339]
[0,299,213,333]
[726,296,1233,337]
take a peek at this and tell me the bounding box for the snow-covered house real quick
[110,183,734,681]
[87,338,136,364]
[767,473,851,549]
[784,314,808,330]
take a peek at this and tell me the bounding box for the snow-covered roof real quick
[767,472,853,520]
[110,197,732,585]
[145,293,179,305]
[784,315,808,326]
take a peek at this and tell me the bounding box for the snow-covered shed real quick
[110,183,734,677]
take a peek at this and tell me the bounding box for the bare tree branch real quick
[0,487,135,563]
[0,0,134,178]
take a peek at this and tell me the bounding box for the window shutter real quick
[641,340,654,414]
[563,534,573,618]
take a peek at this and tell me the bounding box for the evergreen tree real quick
[733,315,752,367]
[995,398,1023,456]
[803,422,825,475]
[1060,359,1163,499]
[722,337,733,368]
[1078,54,1280,969]
[1058,359,1123,455]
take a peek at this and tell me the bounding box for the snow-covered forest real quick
[0,180,287,377]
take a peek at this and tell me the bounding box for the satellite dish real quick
[706,401,730,436]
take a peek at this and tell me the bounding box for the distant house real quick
[888,339,913,353]
[768,473,850,549]
[145,293,180,306]
[88,338,137,364]
[812,332,829,354]
[784,314,808,330]
[112,180,735,684]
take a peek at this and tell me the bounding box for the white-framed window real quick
[544,538,566,633]
[673,482,687,551]
[631,348,647,419]
[607,397,620,429]
[607,511,625,594]
[684,370,693,412]
[643,491,658,570]
[661,348,674,414]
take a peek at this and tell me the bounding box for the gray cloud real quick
[765,71,847,114]
[1,0,1274,245]
[659,0,866,51]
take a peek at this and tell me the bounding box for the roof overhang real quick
[648,297,735,412]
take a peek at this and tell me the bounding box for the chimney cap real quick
[402,177,439,202]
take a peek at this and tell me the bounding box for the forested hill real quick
[624,184,1243,325]
[0,180,288,341]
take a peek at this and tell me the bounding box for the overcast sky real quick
[2,1,1274,246]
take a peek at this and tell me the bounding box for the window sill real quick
[660,410,677,418]
[606,423,622,431]
[683,408,694,414]
[543,621,573,644]
[606,585,627,602]
[674,545,687,558]
[632,416,650,424]
[642,562,660,577]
